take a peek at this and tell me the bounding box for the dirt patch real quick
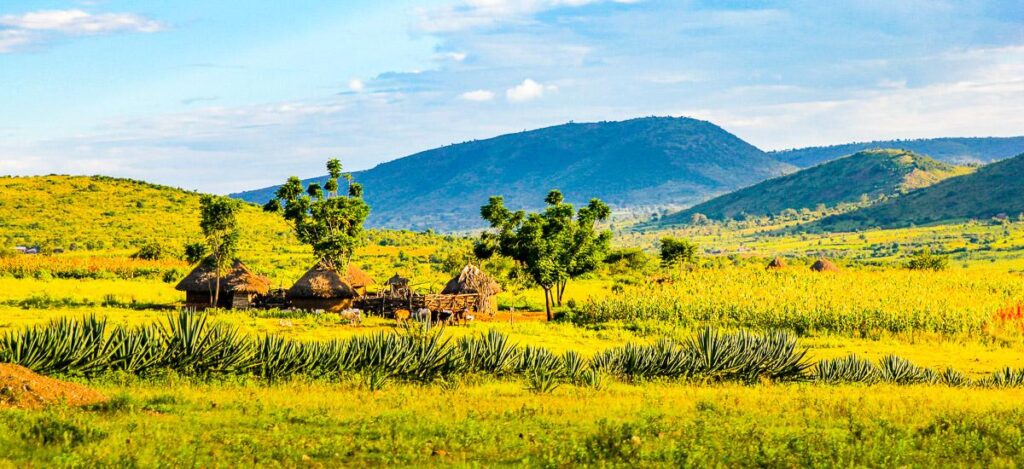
[0,364,106,410]
[481,311,549,323]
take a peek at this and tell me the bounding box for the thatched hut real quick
[766,257,787,270]
[344,264,375,296]
[287,261,359,312]
[810,258,840,272]
[441,264,503,314]
[385,274,410,296]
[175,259,271,309]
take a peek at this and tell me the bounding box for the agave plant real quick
[517,345,562,376]
[108,324,165,375]
[458,330,519,375]
[160,311,256,375]
[0,316,113,376]
[938,367,969,387]
[982,367,1024,388]
[877,355,932,385]
[815,355,878,384]
[525,366,561,394]
[255,335,316,382]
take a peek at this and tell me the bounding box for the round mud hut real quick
[810,258,840,272]
[441,264,503,314]
[766,257,787,270]
[287,261,360,312]
[175,258,271,310]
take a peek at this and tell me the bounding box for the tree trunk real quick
[543,287,553,321]
[213,265,222,308]
[556,280,567,306]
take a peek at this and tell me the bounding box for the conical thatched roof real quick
[175,259,271,295]
[344,264,375,289]
[288,261,357,299]
[810,258,840,272]
[441,264,502,296]
[385,273,409,286]
[766,257,787,270]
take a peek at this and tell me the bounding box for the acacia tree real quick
[475,190,611,320]
[263,159,370,270]
[199,195,241,307]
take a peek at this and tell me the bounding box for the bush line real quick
[1,312,1022,390]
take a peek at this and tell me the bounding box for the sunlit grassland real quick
[622,218,1024,268]
[4,379,1024,466]
[577,266,1024,336]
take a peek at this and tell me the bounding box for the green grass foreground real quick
[3,379,1024,466]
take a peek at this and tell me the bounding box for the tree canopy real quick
[263,159,370,270]
[660,237,699,270]
[476,190,611,320]
[199,194,242,306]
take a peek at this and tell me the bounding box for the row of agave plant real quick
[1,312,1023,389]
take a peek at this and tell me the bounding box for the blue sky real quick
[1,0,1022,192]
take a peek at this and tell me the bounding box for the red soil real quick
[0,364,106,409]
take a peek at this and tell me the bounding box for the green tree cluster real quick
[263,159,370,270]
[476,190,612,320]
[659,237,699,270]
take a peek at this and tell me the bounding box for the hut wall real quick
[184,290,238,309]
[231,293,254,310]
[290,297,353,313]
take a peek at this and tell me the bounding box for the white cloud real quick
[459,89,495,101]
[0,9,163,53]
[348,79,366,92]
[506,79,557,102]
[0,29,33,53]
[0,9,163,35]
[442,51,468,62]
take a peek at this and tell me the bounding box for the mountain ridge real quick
[771,137,1024,167]
[813,152,1024,230]
[650,149,972,226]
[233,117,795,231]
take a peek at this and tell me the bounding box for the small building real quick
[441,264,503,314]
[384,274,410,297]
[287,261,360,312]
[175,259,271,309]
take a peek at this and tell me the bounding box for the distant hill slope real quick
[652,149,971,226]
[815,152,1024,230]
[0,175,301,257]
[232,117,795,231]
[772,137,1024,168]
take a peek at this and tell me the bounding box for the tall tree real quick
[476,190,611,320]
[263,159,370,270]
[199,195,241,307]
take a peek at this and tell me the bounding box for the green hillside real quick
[0,175,299,254]
[772,137,1024,167]
[233,117,795,231]
[652,149,970,226]
[815,152,1024,230]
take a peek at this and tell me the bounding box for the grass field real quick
[5,177,1024,464]
[4,380,1024,466]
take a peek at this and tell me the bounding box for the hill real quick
[232,117,795,231]
[815,152,1024,230]
[0,174,304,259]
[772,137,1024,168]
[651,149,971,226]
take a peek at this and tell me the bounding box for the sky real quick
[1,0,1022,193]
